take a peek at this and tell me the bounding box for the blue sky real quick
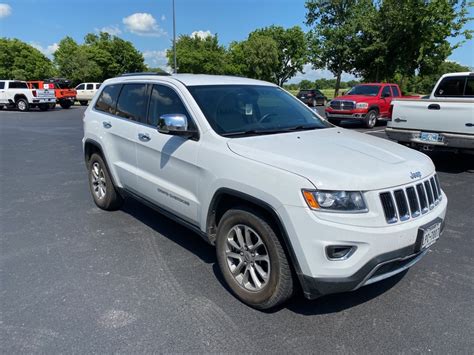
[0,0,472,82]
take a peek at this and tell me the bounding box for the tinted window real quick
[95,84,122,114]
[435,76,466,97]
[464,77,474,97]
[148,85,192,127]
[0,82,5,89]
[382,86,392,97]
[86,84,94,90]
[391,86,400,97]
[116,84,148,121]
[346,85,380,96]
[188,85,329,136]
[8,82,28,89]
[76,84,85,90]
[96,83,101,89]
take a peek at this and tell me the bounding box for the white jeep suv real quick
[82,73,447,309]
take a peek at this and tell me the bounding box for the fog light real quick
[326,245,356,260]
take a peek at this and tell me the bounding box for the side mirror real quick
[157,114,192,136]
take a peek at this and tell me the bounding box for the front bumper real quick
[386,127,474,151]
[325,111,366,120]
[279,191,447,299]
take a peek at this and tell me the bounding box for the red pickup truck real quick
[325,83,412,128]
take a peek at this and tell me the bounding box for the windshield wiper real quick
[221,125,320,137]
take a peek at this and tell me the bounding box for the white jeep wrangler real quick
[82,73,447,309]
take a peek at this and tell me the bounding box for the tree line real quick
[0,0,471,94]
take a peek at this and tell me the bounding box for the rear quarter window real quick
[435,76,466,97]
[391,86,400,97]
[94,84,122,115]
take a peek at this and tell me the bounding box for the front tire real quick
[49,103,56,109]
[88,153,123,211]
[39,104,49,111]
[216,207,294,309]
[16,98,29,112]
[79,100,88,106]
[364,109,378,128]
[59,101,72,109]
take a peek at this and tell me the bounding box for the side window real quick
[0,82,4,89]
[76,84,85,90]
[435,76,465,97]
[382,86,392,97]
[86,84,94,90]
[147,85,194,128]
[95,84,122,115]
[391,86,400,97]
[96,83,101,89]
[464,77,474,97]
[115,84,148,121]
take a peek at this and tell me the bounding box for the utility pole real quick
[173,0,177,73]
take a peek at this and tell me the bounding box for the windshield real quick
[346,85,381,96]
[188,85,330,137]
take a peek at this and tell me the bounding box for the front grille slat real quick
[394,189,410,221]
[406,186,420,217]
[380,192,397,224]
[424,181,434,208]
[330,100,355,111]
[380,175,440,224]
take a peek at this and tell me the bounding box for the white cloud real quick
[191,30,212,40]
[0,3,12,18]
[288,64,357,83]
[30,42,59,58]
[143,50,171,72]
[95,25,122,36]
[123,13,166,37]
[161,14,166,21]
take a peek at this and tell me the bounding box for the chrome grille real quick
[380,174,442,224]
[330,100,355,111]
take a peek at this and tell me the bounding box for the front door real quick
[135,83,201,224]
[380,86,393,117]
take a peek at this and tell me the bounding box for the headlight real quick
[356,102,368,109]
[302,190,368,212]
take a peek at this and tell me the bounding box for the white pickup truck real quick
[386,72,474,153]
[0,80,56,111]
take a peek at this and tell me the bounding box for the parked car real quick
[0,80,56,111]
[27,78,76,109]
[83,73,447,309]
[75,82,101,106]
[386,72,474,154]
[325,83,418,128]
[296,89,327,107]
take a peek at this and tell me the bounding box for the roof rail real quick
[120,72,171,77]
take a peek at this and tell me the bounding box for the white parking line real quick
[364,129,386,134]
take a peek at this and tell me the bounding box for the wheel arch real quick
[368,105,380,113]
[84,138,121,193]
[206,188,306,291]
[14,94,27,102]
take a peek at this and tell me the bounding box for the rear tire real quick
[49,103,56,109]
[216,207,294,309]
[88,153,123,211]
[364,109,378,128]
[80,100,88,106]
[16,98,29,112]
[60,101,72,109]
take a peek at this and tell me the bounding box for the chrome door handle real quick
[138,133,151,142]
[428,104,440,110]
[102,121,112,129]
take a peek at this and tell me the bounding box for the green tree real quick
[0,38,56,80]
[228,34,279,82]
[167,34,228,74]
[299,79,314,89]
[249,26,308,85]
[305,0,373,97]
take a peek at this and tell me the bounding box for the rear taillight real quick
[388,104,394,120]
[307,93,314,97]
[32,90,37,97]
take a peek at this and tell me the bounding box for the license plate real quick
[420,132,441,143]
[421,222,441,249]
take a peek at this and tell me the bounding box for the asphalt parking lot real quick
[1,106,473,353]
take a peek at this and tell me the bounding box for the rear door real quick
[85,83,95,100]
[135,83,201,224]
[93,83,141,190]
[0,81,6,104]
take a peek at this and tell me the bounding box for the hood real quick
[332,95,378,102]
[227,128,434,191]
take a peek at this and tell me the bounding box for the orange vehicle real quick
[27,78,76,109]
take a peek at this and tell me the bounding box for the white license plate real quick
[420,132,441,143]
[421,222,441,249]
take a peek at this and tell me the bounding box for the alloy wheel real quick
[91,162,107,200]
